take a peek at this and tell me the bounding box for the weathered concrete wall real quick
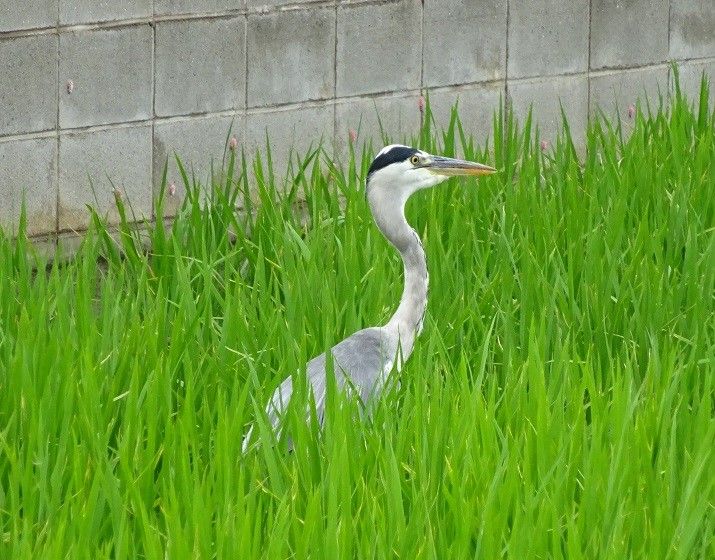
[0,0,713,245]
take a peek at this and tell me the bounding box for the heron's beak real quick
[426,156,497,177]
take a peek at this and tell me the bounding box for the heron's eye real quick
[410,155,420,166]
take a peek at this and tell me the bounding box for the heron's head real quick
[366,144,496,202]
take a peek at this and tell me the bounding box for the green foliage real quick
[0,78,714,559]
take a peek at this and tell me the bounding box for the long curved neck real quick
[368,189,428,359]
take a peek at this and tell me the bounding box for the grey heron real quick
[242,144,496,451]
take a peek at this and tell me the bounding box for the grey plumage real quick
[242,144,495,452]
[267,328,395,425]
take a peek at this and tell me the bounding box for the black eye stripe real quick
[366,146,419,179]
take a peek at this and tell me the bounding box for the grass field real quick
[1,78,714,559]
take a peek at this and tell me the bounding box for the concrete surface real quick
[427,83,503,150]
[590,66,669,123]
[155,17,246,116]
[58,125,152,230]
[245,102,334,178]
[507,0,589,78]
[247,0,300,7]
[59,27,153,128]
[0,0,57,32]
[248,8,335,106]
[0,0,714,242]
[155,0,243,16]
[0,35,57,136]
[508,75,589,148]
[423,0,507,87]
[60,0,152,25]
[590,0,669,69]
[676,60,715,108]
[334,93,421,162]
[153,114,243,216]
[670,1,715,60]
[337,0,422,96]
[0,137,57,236]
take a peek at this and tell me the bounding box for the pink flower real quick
[168,182,176,197]
[540,139,549,152]
[229,137,238,150]
[418,95,426,114]
[348,128,357,143]
[627,104,636,119]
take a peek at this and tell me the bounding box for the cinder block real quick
[59,27,152,128]
[155,0,242,16]
[0,137,57,237]
[507,0,588,78]
[670,2,715,60]
[334,94,422,162]
[426,82,502,149]
[590,0,669,69]
[156,18,246,117]
[508,75,588,148]
[247,9,335,107]
[58,125,152,230]
[675,60,715,107]
[28,234,57,261]
[247,0,294,6]
[423,0,506,87]
[0,0,57,31]
[589,67,669,125]
[0,35,57,136]
[245,102,334,179]
[337,0,421,96]
[56,231,84,260]
[60,0,152,25]
[56,227,150,261]
[153,115,243,216]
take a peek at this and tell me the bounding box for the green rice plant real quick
[0,74,713,559]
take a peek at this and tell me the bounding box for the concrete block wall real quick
[0,0,713,243]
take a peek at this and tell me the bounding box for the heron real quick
[242,144,496,452]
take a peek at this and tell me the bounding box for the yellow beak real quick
[426,156,497,177]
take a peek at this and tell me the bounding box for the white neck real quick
[367,188,428,359]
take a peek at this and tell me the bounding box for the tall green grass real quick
[0,78,713,559]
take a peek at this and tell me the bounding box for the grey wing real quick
[307,326,396,413]
[242,327,395,451]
